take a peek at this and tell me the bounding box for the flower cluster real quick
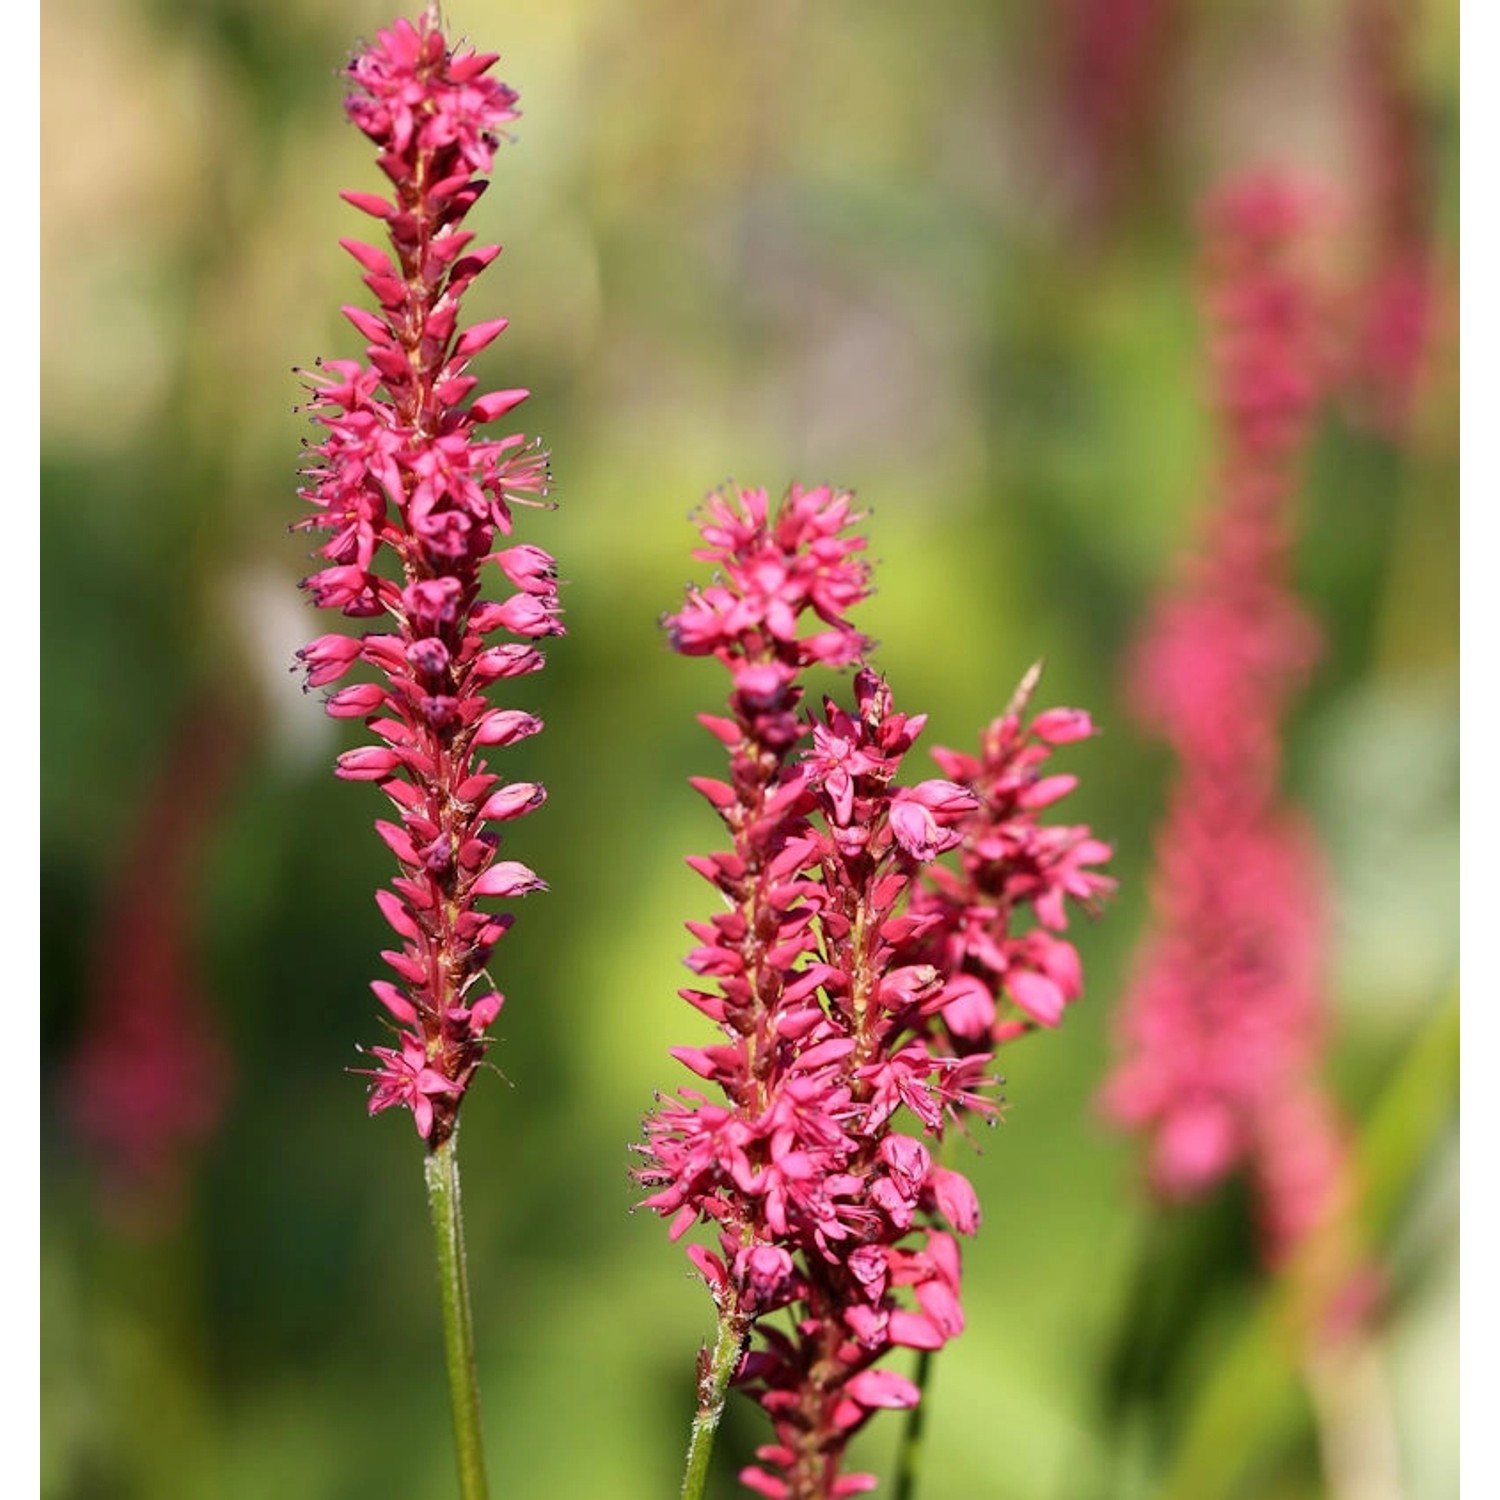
[67,694,237,1232]
[294,15,558,1146]
[640,484,1110,1497]
[1102,171,1359,1274]
[913,668,1115,1054]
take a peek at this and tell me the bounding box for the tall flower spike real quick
[642,485,1111,1499]
[294,13,558,1146]
[1102,172,1368,1297]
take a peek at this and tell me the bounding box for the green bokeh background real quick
[41,1,1458,1496]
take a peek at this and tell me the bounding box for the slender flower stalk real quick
[294,11,556,1492]
[427,1131,489,1499]
[1102,171,1371,1317]
[640,484,1111,1499]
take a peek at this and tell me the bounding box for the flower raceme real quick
[913,667,1115,1054]
[293,15,558,1146]
[1102,171,1364,1279]
[640,484,1111,1498]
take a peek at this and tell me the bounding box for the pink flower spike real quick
[640,489,1110,1496]
[294,11,557,1145]
[1101,166,1376,1323]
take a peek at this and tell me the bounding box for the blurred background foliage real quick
[40,0,1458,1496]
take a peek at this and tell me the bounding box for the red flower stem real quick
[679,1299,753,1500]
[425,1129,490,1500]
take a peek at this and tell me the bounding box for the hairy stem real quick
[680,1300,752,1500]
[426,1130,490,1500]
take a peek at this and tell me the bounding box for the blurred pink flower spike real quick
[1102,168,1376,1324]
[294,11,557,1147]
[1054,0,1177,232]
[67,696,240,1235]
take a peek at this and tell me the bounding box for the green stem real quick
[891,1347,934,1500]
[679,1301,752,1500]
[425,1130,490,1500]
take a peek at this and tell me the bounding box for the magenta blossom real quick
[912,666,1115,1052]
[1103,171,1368,1289]
[641,484,1110,1497]
[293,14,557,1145]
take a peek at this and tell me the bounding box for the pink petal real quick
[845,1367,921,1409]
[1009,969,1066,1027]
[931,1165,982,1234]
[941,973,996,1041]
[472,861,547,898]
